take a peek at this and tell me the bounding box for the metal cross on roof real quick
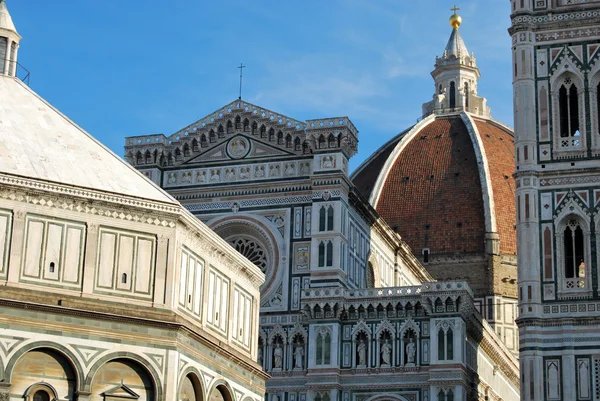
[238,63,246,100]
[451,4,460,13]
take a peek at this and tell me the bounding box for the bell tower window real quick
[564,220,585,281]
[449,81,456,109]
[464,82,469,108]
[558,80,580,147]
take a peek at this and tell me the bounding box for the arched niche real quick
[207,382,234,401]
[11,348,77,401]
[178,370,204,401]
[89,358,157,400]
[209,214,286,308]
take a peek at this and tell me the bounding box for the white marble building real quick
[126,9,521,401]
[0,2,267,400]
[511,0,600,400]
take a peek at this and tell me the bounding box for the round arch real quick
[178,366,205,401]
[5,341,84,390]
[83,352,163,400]
[209,214,284,304]
[206,379,235,401]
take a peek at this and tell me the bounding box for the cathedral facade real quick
[126,10,520,401]
[0,2,267,401]
[511,0,600,400]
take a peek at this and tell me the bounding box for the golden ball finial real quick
[450,5,462,29]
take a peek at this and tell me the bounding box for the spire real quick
[421,5,491,119]
[0,0,18,35]
[0,0,21,77]
[444,28,469,59]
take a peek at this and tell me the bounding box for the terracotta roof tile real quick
[474,119,516,255]
[374,117,486,255]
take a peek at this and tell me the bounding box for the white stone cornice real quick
[460,112,497,234]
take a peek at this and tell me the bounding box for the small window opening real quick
[49,262,55,273]
[423,249,430,264]
[121,273,127,284]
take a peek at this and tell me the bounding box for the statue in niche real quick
[167,173,177,185]
[255,165,265,178]
[225,168,236,180]
[181,172,192,184]
[210,169,221,182]
[196,170,207,183]
[258,348,263,366]
[284,163,296,176]
[357,340,367,367]
[270,164,281,177]
[300,163,310,175]
[380,339,392,367]
[321,155,335,169]
[294,344,304,369]
[239,167,250,179]
[273,342,283,369]
[406,337,416,365]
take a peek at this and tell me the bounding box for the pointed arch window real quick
[558,81,580,147]
[556,213,591,296]
[437,390,454,401]
[438,325,454,360]
[319,205,334,232]
[596,82,600,133]
[464,82,469,109]
[315,329,331,365]
[564,219,585,288]
[318,241,334,267]
[449,81,456,109]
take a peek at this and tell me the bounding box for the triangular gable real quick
[168,99,306,141]
[102,384,139,399]
[183,136,295,165]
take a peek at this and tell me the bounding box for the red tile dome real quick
[353,114,516,258]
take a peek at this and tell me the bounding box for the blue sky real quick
[9,0,512,172]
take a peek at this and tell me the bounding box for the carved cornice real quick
[0,173,179,215]
[0,175,178,228]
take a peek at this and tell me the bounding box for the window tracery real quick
[315,327,332,365]
[555,209,592,297]
[437,321,454,361]
[230,237,268,273]
[551,72,586,156]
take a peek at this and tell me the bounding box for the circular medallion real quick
[227,136,251,159]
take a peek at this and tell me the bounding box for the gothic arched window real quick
[315,329,331,365]
[319,206,334,232]
[318,241,334,267]
[449,81,456,109]
[438,325,454,360]
[596,82,600,132]
[564,219,585,283]
[327,206,334,231]
[559,81,580,145]
[464,82,469,108]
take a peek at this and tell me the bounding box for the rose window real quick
[230,238,268,273]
